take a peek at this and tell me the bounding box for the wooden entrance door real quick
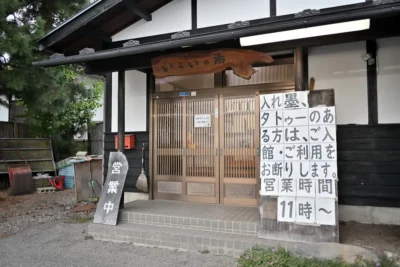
[219,95,259,206]
[153,99,184,201]
[184,97,219,203]
[153,94,258,206]
[153,96,219,203]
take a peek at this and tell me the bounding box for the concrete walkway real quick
[0,222,235,267]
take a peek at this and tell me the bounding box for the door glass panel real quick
[186,99,215,177]
[155,100,182,176]
[223,96,256,178]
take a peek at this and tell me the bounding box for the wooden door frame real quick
[150,82,295,203]
[152,82,294,100]
[152,98,185,201]
[183,95,219,204]
[219,94,258,206]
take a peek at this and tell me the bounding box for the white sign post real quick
[259,91,338,226]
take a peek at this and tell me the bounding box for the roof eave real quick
[36,0,124,51]
[33,1,400,68]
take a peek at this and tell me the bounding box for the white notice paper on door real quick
[194,114,211,128]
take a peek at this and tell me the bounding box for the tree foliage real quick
[0,0,102,138]
[18,66,103,137]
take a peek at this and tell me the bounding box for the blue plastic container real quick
[58,165,75,189]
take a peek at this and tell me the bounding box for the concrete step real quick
[88,222,260,257]
[118,200,258,236]
[88,222,378,262]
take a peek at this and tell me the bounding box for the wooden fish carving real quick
[152,49,273,80]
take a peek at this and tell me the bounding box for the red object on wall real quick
[114,134,135,150]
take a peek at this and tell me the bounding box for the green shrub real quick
[237,246,399,267]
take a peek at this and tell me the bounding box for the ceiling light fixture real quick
[240,19,370,46]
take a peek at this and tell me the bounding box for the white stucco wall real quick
[112,70,147,133]
[111,0,369,42]
[277,0,363,16]
[309,42,368,125]
[377,37,400,124]
[197,0,270,28]
[92,89,104,122]
[112,0,191,41]
[0,96,8,122]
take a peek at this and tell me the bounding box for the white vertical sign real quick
[259,91,337,226]
[277,196,296,222]
[296,197,316,224]
[316,198,336,226]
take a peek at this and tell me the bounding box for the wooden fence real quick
[0,122,31,138]
[89,122,103,155]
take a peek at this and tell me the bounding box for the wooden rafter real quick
[124,0,152,21]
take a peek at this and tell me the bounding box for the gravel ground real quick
[340,221,400,255]
[0,222,236,267]
[0,189,399,264]
[0,189,76,237]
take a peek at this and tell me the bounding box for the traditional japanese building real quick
[34,0,400,258]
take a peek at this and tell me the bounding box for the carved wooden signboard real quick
[93,152,129,226]
[258,89,339,243]
[152,49,273,80]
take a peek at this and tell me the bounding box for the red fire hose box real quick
[114,134,135,150]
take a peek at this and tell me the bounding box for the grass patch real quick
[69,216,93,224]
[238,247,399,267]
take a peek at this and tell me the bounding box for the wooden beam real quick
[124,0,152,21]
[103,73,112,134]
[191,0,197,29]
[214,72,224,88]
[118,70,125,209]
[86,50,294,75]
[118,71,125,153]
[40,2,400,54]
[367,40,378,125]
[38,0,121,50]
[270,0,277,17]
[86,41,242,73]
[146,73,154,131]
[294,47,308,91]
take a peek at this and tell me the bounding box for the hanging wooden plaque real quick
[152,49,273,80]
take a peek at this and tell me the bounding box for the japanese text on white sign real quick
[260,91,337,226]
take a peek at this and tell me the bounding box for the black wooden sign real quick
[93,152,129,226]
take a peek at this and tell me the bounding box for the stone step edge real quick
[89,222,259,257]
[88,222,378,262]
[118,211,258,235]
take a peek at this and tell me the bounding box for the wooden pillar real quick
[366,40,378,125]
[13,122,18,138]
[147,73,154,200]
[295,47,308,91]
[103,73,112,134]
[270,0,277,17]
[118,70,125,208]
[191,0,197,29]
[214,71,224,88]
